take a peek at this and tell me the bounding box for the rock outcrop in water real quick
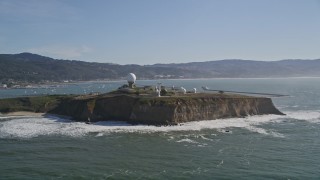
[0,92,284,125]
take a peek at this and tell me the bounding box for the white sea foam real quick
[173,134,214,146]
[0,110,319,139]
[0,116,38,120]
[284,111,320,123]
[0,115,281,139]
[0,116,11,120]
[176,138,198,144]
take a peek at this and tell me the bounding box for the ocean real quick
[0,78,320,179]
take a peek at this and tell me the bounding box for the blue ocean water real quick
[0,78,320,179]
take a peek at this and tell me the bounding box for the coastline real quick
[1,111,45,117]
[0,111,73,122]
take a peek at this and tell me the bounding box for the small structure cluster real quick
[117,73,197,97]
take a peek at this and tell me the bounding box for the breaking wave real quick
[0,110,319,139]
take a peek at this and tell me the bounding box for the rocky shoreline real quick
[0,93,284,125]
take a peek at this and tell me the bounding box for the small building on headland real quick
[117,73,197,97]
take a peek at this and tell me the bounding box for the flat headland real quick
[0,85,284,125]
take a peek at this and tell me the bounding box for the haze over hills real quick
[149,59,320,78]
[0,53,197,83]
[1,52,320,84]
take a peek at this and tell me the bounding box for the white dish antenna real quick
[127,73,136,84]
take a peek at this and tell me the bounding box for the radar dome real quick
[127,73,136,83]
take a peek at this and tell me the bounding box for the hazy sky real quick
[1,0,320,64]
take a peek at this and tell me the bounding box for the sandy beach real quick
[1,111,45,117]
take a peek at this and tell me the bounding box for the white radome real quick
[180,87,187,94]
[127,73,136,83]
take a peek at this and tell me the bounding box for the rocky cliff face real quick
[128,96,283,125]
[171,97,282,124]
[46,94,284,125]
[0,93,284,125]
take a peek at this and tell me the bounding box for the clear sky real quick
[1,0,320,64]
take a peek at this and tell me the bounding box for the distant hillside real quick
[1,52,320,84]
[149,59,320,78]
[0,53,198,83]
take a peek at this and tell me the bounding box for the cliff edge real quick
[0,93,284,125]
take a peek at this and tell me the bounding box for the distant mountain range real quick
[1,52,320,83]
